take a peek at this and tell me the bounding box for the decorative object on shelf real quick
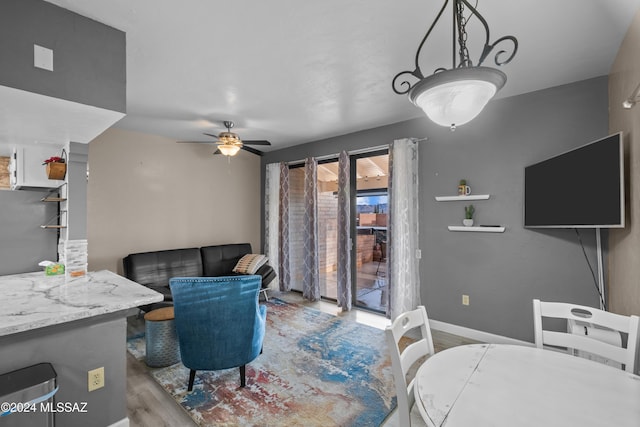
[43,149,67,180]
[392,0,518,130]
[463,204,475,226]
[458,179,471,195]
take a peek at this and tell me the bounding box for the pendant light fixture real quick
[393,0,518,130]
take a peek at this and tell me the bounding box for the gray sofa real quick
[123,243,276,311]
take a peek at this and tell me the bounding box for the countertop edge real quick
[0,270,164,337]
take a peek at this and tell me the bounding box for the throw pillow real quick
[233,254,268,275]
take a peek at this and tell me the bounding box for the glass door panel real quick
[317,160,339,300]
[353,153,388,313]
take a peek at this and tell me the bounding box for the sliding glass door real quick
[284,151,389,314]
[351,151,389,313]
[287,160,341,297]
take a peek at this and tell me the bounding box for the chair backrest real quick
[385,306,435,427]
[169,275,266,371]
[533,299,640,373]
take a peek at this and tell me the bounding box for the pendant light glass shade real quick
[409,67,506,129]
[217,144,241,156]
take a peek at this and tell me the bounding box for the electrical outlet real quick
[462,294,470,306]
[88,367,104,392]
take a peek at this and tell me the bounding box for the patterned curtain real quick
[337,151,352,311]
[303,157,320,301]
[264,163,280,290]
[387,138,421,320]
[278,162,291,291]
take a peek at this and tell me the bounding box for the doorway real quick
[287,152,389,314]
[351,151,388,313]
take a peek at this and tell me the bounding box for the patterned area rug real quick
[127,298,396,426]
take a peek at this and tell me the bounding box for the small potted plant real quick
[463,204,475,226]
[43,150,67,180]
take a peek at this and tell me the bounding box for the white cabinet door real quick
[10,145,65,190]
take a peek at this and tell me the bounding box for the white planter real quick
[463,219,474,227]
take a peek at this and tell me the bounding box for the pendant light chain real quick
[456,1,472,68]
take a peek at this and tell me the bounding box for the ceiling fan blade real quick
[177,140,215,144]
[203,132,219,138]
[242,140,271,146]
[241,145,264,156]
[213,148,222,155]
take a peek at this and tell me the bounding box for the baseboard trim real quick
[108,417,129,427]
[430,319,534,347]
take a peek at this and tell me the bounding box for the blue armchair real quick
[169,275,267,391]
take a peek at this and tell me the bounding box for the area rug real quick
[127,298,396,426]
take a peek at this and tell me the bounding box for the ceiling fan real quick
[178,120,271,156]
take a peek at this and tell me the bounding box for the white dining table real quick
[414,343,640,427]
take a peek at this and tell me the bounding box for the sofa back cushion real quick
[201,243,252,276]
[123,248,203,288]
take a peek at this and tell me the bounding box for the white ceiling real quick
[44,0,640,152]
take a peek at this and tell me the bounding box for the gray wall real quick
[68,142,88,240]
[0,0,126,113]
[0,189,58,275]
[262,76,608,342]
[0,316,127,427]
[421,77,606,342]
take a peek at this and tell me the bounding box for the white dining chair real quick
[385,306,435,427]
[533,299,640,373]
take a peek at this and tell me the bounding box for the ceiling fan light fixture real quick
[217,144,241,156]
[218,131,241,144]
[392,0,518,130]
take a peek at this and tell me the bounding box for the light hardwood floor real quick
[126,291,479,427]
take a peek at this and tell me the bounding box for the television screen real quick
[524,132,624,228]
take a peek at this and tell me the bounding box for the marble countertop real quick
[0,270,163,337]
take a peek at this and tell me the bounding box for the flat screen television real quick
[524,132,625,228]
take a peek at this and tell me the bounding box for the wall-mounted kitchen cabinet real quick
[10,145,66,190]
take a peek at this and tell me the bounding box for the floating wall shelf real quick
[448,226,505,233]
[435,195,490,202]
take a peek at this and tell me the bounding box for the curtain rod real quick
[283,144,391,166]
[275,137,426,166]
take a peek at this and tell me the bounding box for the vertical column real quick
[59,142,88,278]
